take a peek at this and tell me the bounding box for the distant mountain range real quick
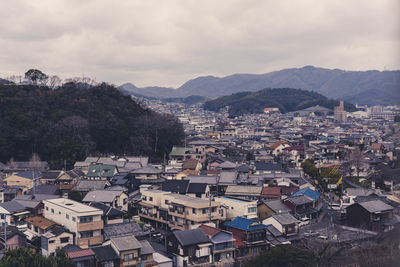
[203,88,356,116]
[119,66,400,105]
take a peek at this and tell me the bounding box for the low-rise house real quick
[67,248,96,267]
[283,195,318,220]
[214,196,257,220]
[257,200,291,221]
[25,216,57,238]
[43,198,104,248]
[346,199,395,231]
[91,245,120,267]
[131,166,162,180]
[103,221,148,241]
[107,235,142,267]
[82,190,128,212]
[263,213,299,236]
[74,180,109,195]
[260,187,281,200]
[0,225,27,251]
[253,162,283,175]
[224,185,262,201]
[139,240,156,266]
[166,228,212,266]
[41,225,74,256]
[4,171,43,191]
[39,171,62,184]
[198,225,236,263]
[0,201,30,229]
[86,164,119,180]
[88,202,125,225]
[225,217,268,257]
[182,159,202,171]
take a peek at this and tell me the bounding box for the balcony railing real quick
[77,220,103,232]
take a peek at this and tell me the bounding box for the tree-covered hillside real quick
[0,83,184,168]
[203,88,356,116]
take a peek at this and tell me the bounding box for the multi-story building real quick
[42,198,103,248]
[334,100,347,123]
[214,196,257,220]
[139,189,225,230]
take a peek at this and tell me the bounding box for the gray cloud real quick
[0,0,399,87]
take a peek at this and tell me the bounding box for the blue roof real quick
[291,187,320,200]
[225,217,268,231]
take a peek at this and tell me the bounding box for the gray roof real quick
[346,188,382,197]
[104,222,148,239]
[188,175,218,185]
[173,228,210,246]
[225,185,262,195]
[82,190,124,203]
[264,200,291,213]
[286,195,313,205]
[111,235,142,251]
[358,200,393,213]
[219,171,237,185]
[139,240,155,255]
[271,213,298,225]
[75,180,108,191]
[131,166,161,174]
[0,201,26,213]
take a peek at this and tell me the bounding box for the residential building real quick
[43,198,104,248]
[166,228,212,266]
[139,189,225,230]
[225,217,268,257]
[198,225,236,263]
[214,196,257,220]
[263,213,299,236]
[82,189,128,212]
[41,225,74,256]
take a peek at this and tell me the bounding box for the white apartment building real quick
[42,198,104,248]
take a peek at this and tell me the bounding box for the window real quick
[124,253,134,262]
[104,261,114,267]
[34,226,39,233]
[192,208,196,214]
[149,197,153,201]
[80,216,93,223]
[46,207,48,211]
[123,198,127,205]
[49,240,55,244]
[142,196,147,201]
[165,200,169,204]
[59,211,61,215]
[248,207,257,213]
[60,237,69,243]
[202,208,208,214]
[211,207,216,212]
[80,231,93,238]
[72,217,76,222]
[51,209,54,214]
[66,214,69,219]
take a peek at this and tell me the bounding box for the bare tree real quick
[48,75,62,89]
[6,157,17,170]
[29,153,44,171]
[350,146,364,177]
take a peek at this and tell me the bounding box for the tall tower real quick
[334,100,347,122]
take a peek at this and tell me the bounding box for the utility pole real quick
[209,192,212,223]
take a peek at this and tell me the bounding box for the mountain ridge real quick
[118,66,400,105]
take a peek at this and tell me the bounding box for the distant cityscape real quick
[0,89,399,266]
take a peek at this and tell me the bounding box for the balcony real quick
[77,235,103,248]
[77,220,103,232]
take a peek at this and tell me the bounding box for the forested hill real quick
[0,83,184,168]
[203,88,356,116]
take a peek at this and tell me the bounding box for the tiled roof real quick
[67,249,95,259]
[261,187,281,198]
[25,216,57,230]
[198,225,221,238]
[225,217,268,231]
[173,228,210,246]
[291,187,320,200]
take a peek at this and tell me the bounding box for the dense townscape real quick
[0,85,399,266]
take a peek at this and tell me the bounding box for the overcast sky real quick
[1,0,399,87]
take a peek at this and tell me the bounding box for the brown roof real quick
[179,169,200,176]
[270,141,287,150]
[280,185,299,196]
[25,216,58,230]
[261,187,281,198]
[207,169,220,176]
[182,159,200,170]
[67,249,95,259]
[371,143,382,150]
[198,224,221,238]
